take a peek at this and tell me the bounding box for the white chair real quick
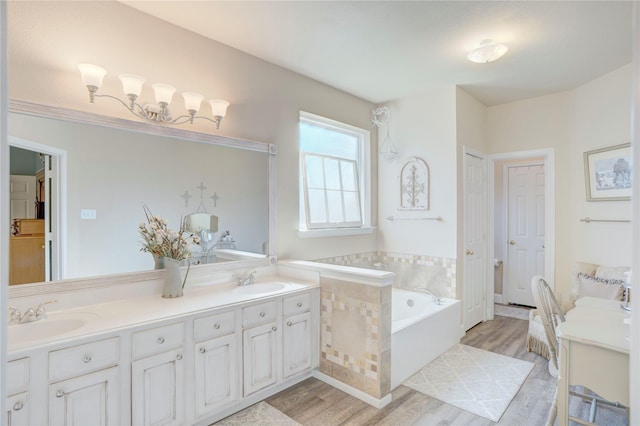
[530,275,625,426]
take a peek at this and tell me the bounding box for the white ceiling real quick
[119,1,632,106]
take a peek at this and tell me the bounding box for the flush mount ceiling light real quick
[467,39,508,64]
[78,64,230,129]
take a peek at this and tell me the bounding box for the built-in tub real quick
[391,288,464,389]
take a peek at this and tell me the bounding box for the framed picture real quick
[583,143,632,201]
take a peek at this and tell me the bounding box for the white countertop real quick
[8,276,318,354]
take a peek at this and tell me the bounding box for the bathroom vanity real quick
[6,277,319,426]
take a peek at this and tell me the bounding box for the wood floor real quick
[264,313,629,426]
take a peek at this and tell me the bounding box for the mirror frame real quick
[6,99,277,298]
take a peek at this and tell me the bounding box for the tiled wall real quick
[319,277,391,399]
[316,251,457,298]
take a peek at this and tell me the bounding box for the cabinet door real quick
[6,392,28,426]
[243,322,278,396]
[131,348,184,426]
[194,334,238,417]
[49,367,119,426]
[283,311,312,378]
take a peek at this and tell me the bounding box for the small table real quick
[556,297,630,425]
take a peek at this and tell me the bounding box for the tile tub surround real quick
[320,276,392,400]
[316,251,456,299]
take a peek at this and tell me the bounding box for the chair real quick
[530,275,625,426]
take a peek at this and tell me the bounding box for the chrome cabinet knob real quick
[200,347,206,354]
[13,401,24,411]
[214,323,221,330]
[83,355,92,363]
[509,240,516,245]
[297,302,303,307]
[56,390,64,398]
[259,312,265,317]
[176,353,183,360]
[286,321,292,327]
[466,249,474,255]
[157,337,165,344]
[272,326,277,331]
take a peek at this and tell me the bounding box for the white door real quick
[9,175,36,223]
[505,163,545,307]
[132,349,185,426]
[463,152,487,330]
[283,311,312,378]
[49,367,119,426]
[194,334,238,417]
[243,322,278,396]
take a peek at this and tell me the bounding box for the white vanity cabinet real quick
[5,358,29,426]
[242,300,280,396]
[131,322,185,426]
[282,293,313,378]
[48,337,120,426]
[193,310,239,418]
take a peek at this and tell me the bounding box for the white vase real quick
[162,257,184,298]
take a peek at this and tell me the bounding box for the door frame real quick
[9,135,66,281]
[488,149,555,308]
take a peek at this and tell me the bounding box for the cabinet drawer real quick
[132,322,184,360]
[283,292,311,316]
[8,357,29,395]
[243,301,277,328]
[194,310,236,342]
[49,337,119,382]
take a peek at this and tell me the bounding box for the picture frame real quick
[583,143,632,201]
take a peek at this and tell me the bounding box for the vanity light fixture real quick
[77,64,230,129]
[467,39,508,64]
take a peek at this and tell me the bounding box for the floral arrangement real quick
[138,205,199,261]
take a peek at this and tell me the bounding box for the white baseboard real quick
[493,293,503,304]
[312,370,392,409]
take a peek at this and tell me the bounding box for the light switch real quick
[80,209,97,220]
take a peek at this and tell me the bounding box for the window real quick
[299,111,371,236]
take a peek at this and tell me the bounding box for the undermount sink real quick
[233,282,286,295]
[8,311,99,346]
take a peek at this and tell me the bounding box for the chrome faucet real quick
[414,287,442,305]
[236,271,256,286]
[8,300,56,325]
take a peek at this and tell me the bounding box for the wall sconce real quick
[371,106,398,161]
[78,64,230,129]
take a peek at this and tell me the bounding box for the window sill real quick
[298,227,375,239]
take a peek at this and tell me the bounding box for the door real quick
[463,152,487,330]
[505,163,545,307]
[49,367,119,426]
[9,175,36,222]
[194,334,238,417]
[283,311,312,378]
[243,322,278,396]
[132,349,185,426]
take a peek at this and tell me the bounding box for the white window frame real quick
[298,111,372,238]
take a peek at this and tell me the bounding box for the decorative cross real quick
[181,190,192,207]
[211,192,220,207]
[197,181,207,198]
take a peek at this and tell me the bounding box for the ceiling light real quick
[467,39,508,64]
[78,63,230,129]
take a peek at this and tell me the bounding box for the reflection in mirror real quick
[8,104,271,286]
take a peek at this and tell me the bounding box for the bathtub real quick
[391,288,463,389]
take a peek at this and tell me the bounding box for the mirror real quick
[8,100,275,287]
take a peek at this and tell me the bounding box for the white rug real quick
[403,343,534,422]
[214,401,301,425]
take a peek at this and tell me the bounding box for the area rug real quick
[214,401,301,425]
[403,343,534,422]
[494,303,531,320]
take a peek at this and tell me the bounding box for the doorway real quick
[489,149,555,308]
[9,137,64,283]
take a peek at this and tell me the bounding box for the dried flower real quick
[139,205,199,261]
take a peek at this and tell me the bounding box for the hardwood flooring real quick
[264,313,629,426]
